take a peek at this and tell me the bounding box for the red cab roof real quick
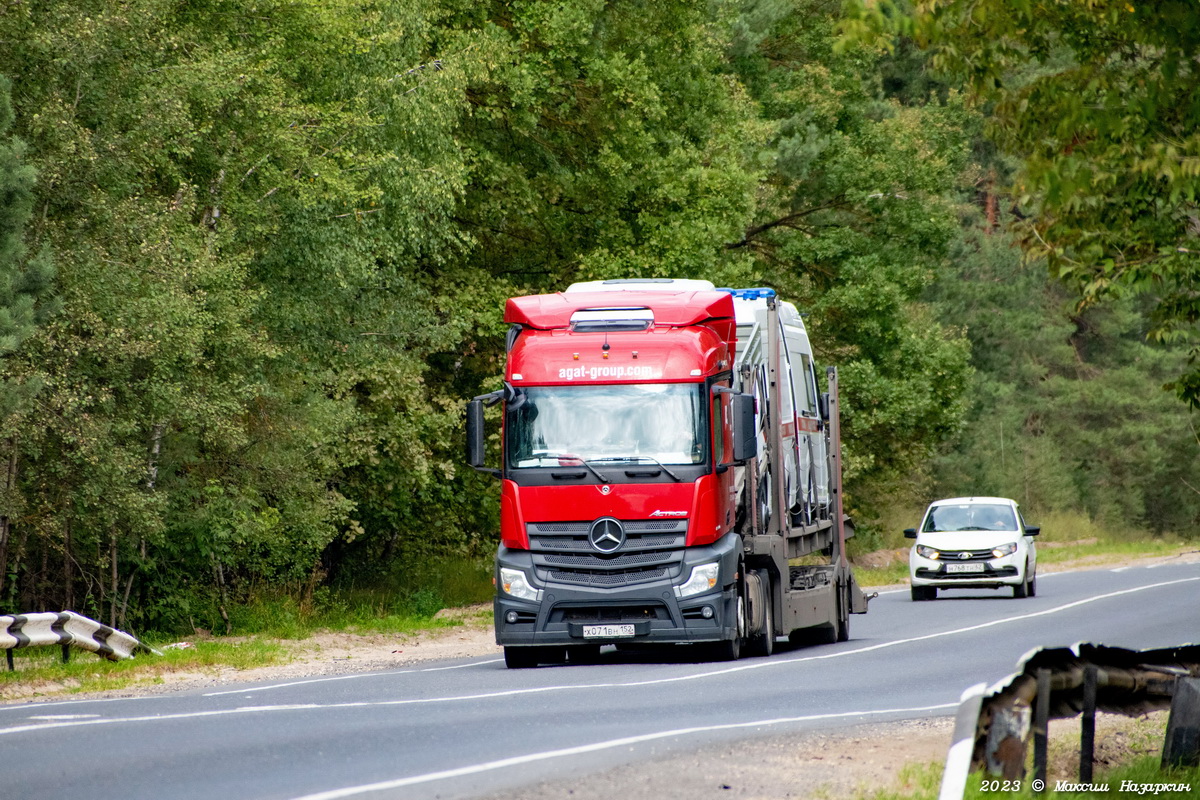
[505,290,735,330]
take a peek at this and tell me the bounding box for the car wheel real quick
[1028,570,1037,597]
[1013,567,1029,598]
[910,586,935,601]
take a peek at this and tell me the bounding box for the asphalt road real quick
[2,558,1197,800]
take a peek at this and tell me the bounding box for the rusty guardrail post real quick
[1163,676,1200,768]
[1080,664,1098,782]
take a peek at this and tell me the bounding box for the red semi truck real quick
[466,279,869,668]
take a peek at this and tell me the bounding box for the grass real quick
[1,637,288,699]
[1,554,496,700]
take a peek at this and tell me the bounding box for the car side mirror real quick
[1024,525,1040,536]
[903,528,918,539]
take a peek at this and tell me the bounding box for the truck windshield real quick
[506,384,705,468]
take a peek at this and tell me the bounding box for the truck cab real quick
[467,279,866,668]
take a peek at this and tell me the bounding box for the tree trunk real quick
[211,555,232,635]
[0,446,15,597]
[110,530,118,628]
[63,519,74,611]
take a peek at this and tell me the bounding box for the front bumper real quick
[910,554,1023,589]
[494,533,741,647]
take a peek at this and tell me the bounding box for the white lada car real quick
[905,496,1040,601]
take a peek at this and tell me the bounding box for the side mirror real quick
[818,392,830,422]
[903,528,918,539]
[1024,525,1040,536]
[466,399,488,469]
[731,393,757,463]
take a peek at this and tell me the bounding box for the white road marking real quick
[26,714,100,720]
[284,702,960,800]
[3,574,1195,738]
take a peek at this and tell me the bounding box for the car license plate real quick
[582,624,635,639]
[945,562,985,574]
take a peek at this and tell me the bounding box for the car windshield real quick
[922,503,1017,532]
[506,384,705,468]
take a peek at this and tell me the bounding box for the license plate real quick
[582,624,635,639]
[945,562,985,574]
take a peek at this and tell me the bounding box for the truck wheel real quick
[504,646,558,669]
[836,584,850,643]
[711,594,745,661]
[747,588,774,658]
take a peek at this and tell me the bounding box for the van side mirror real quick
[731,393,757,463]
[1024,525,1040,536]
[903,528,918,539]
[818,392,830,422]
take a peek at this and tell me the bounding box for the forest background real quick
[0,0,1196,636]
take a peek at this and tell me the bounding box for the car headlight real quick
[915,545,940,560]
[674,562,720,598]
[991,542,1018,558]
[499,568,542,602]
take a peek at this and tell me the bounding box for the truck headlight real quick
[674,562,720,599]
[499,568,542,602]
[916,545,940,560]
[991,543,1018,558]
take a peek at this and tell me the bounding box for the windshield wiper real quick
[538,453,609,483]
[592,456,681,482]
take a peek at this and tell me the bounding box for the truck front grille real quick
[527,519,686,588]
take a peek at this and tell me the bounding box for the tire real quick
[1028,570,1037,597]
[836,583,850,643]
[747,585,775,658]
[504,646,562,669]
[712,594,745,661]
[911,586,935,601]
[1013,574,1028,599]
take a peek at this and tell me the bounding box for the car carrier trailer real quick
[467,279,870,668]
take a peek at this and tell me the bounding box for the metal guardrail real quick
[940,643,1200,799]
[1,611,158,670]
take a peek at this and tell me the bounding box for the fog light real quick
[505,610,519,624]
[701,606,714,619]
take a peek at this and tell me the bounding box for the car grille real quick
[527,520,686,588]
[924,547,1006,562]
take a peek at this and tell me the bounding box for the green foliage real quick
[848,0,1200,407]
[928,222,1200,532]
[2,0,1187,634]
[722,1,975,505]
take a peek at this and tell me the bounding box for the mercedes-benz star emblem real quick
[588,517,626,554]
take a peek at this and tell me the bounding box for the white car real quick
[905,497,1039,601]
